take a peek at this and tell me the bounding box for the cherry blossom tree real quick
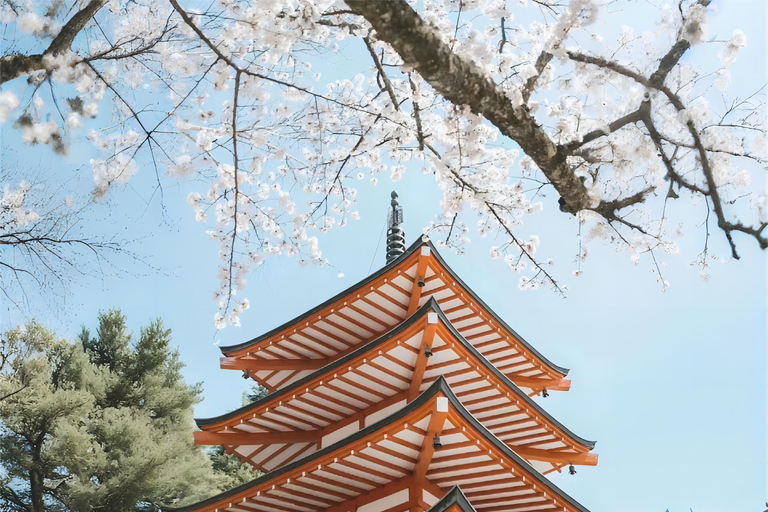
[0,0,764,326]
[0,160,122,313]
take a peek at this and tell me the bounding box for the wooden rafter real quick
[408,314,438,401]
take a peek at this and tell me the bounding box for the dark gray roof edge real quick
[219,238,426,355]
[426,486,477,512]
[423,240,569,376]
[171,377,591,512]
[196,299,438,427]
[430,299,596,450]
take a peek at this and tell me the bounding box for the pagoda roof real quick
[219,238,568,393]
[426,486,477,512]
[168,378,591,512]
[195,300,595,474]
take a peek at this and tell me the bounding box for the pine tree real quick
[206,384,270,486]
[0,311,241,512]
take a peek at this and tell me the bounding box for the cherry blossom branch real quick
[563,106,646,152]
[224,70,242,316]
[568,37,767,256]
[349,0,674,231]
[408,73,426,151]
[347,0,592,214]
[0,0,108,83]
[486,204,565,294]
[168,0,407,130]
[363,37,400,111]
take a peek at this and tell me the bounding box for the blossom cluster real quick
[0,0,763,323]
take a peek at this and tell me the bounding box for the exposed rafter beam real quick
[220,356,326,371]
[510,376,570,391]
[511,447,598,466]
[407,246,431,315]
[193,430,320,446]
[408,314,439,401]
[412,396,449,497]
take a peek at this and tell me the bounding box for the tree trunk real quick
[29,468,44,512]
[30,434,45,512]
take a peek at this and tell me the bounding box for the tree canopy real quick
[0,311,246,512]
[0,0,764,325]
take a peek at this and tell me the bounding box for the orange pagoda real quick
[171,192,597,512]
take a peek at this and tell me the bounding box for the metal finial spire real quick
[386,191,405,264]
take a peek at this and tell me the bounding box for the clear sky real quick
[1,1,766,512]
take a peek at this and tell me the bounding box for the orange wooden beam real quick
[412,396,449,489]
[220,356,326,371]
[407,246,431,316]
[407,316,438,401]
[510,447,598,466]
[193,430,320,446]
[511,376,571,392]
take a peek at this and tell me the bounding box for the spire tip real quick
[386,191,405,264]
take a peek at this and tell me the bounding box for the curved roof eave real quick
[423,240,569,376]
[219,237,568,378]
[196,298,437,427]
[218,237,425,355]
[438,378,591,512]
[430,298,596,450]
[197,298,595,451]
[168,377,592,512]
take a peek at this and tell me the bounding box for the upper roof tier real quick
[220,237,569,393]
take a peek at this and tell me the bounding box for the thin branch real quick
[363,36,400,111]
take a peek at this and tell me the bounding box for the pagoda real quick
[170,192,597,512]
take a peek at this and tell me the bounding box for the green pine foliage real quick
[0,311,248,512]
[205,384,270,487]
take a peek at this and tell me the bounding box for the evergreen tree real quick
[206,384,270,486]
[0,311,242,512]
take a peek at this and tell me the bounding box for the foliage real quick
[0,0,765,325]
[243,384,270,405]
[205,384,269,486]
[0,311,236,512]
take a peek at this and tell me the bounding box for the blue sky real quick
[1,1,766,511]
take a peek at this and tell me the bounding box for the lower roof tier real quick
[170,378,590,512]
[196,300,596,476]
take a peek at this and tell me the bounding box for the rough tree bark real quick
[346,0,592,214]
